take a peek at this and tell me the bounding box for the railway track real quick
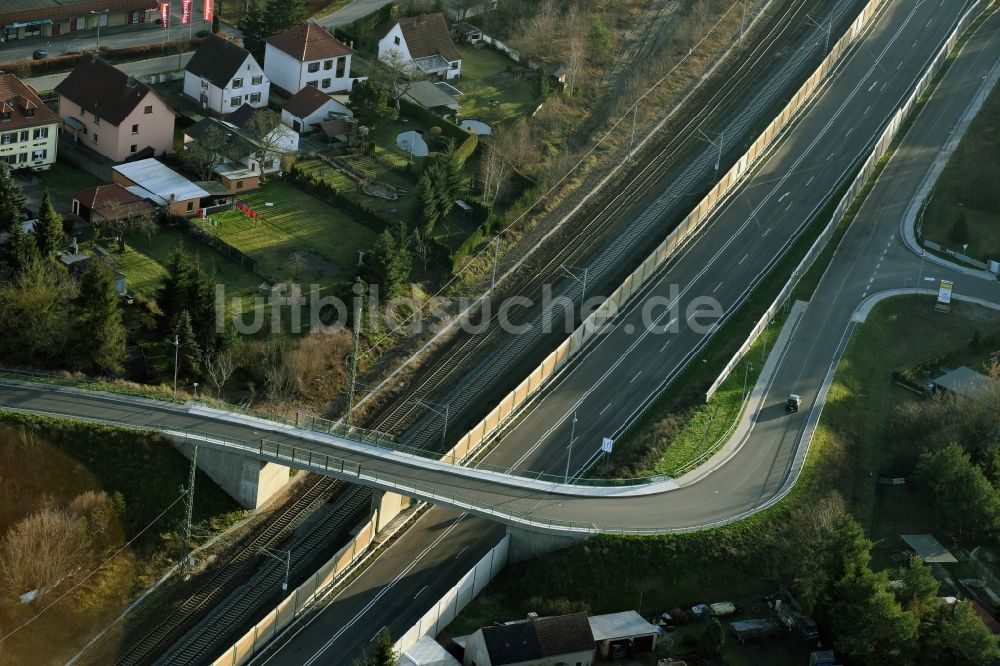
[365,0,852,446]
[158,487,373,665]
[103,477,343,666]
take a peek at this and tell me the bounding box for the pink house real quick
[55,56,175,163]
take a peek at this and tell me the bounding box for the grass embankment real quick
[0,415,244,665]
[918,69,1000,263]
[443,296,1000,663]
[456,45,540,125]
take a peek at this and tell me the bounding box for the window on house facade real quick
[450,61,459,69]
[92,133,98,143]
[0,132,15,144]
[231,97,242,107]
[323,59,333,70]
[24,107,34,117]
[252,75,263,85]
[187,201,194,212]
[336,57,346,77]
[19,130,28,142]
[308,62,320,73]
[236,180,244,189]
[131,124,139,134]
[321,79,331,89]
[0,111,9,122]
[130,144,137,153]
[32,149,46,161]
[232,78,243,89]
[394,36,400,45]
[250,92,261,103]
[1,155,15,165]
[19,152,27,162]
[144,105,153,114]
[307,80,318,88]
[201,79,209,89]
[33,127,48,139]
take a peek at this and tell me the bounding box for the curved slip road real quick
[3,0,1000,539]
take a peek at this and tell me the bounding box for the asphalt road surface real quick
[25,52,195,92]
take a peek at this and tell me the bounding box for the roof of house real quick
[1,1,157,25]
[315,117,357,139]
[399,636,461,666]
[391,13,461,62]
[72,183,153,216]
[0,73,59,130]
[934,366,994,399]
[54,56,165,126]
[403,79,459,111]
[588,611,659,642]
[900,534,958,564]
[112,158,209,203]
[283,85,336,118]
[266,23,353,62]
[480,613,594,666]
[185,34,256,89]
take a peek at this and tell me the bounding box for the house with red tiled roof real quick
[71,182,154,223]
[377,13,462,80]
[264,22,364,96]
[0,73,60,170]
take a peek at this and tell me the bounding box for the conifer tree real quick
[35,191,64,258]
[71,260,126,374]
[0,163,25,234]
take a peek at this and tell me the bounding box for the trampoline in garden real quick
[396,130,429,157]
[460,119,493,135]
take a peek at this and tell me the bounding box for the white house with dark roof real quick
[0,73,60,170]
[281,85,352,134]
[462,612,595,666]
[378,13,462,80]
[264,22,362,96]
[183,34,269,116]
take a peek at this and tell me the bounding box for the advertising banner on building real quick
[159,2,170,29]
[181,0,192,24]
[203,0,214,23]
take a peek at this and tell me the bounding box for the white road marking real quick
[371,626,387,642]
[864,105,870,115]
[881,82,887,91]
[414,585,428,599]
[599,402,612,416]
[660,340,671,352]
[845,127,853,137]
[778,191,790,202]
[630,370,642,384]
[713,281,724,293]
[454,546,468,560]
[806,176,815,186]
[762,227,772,237]
[897,61,902,70]
[738,253,749,265]
[868,81,877,91]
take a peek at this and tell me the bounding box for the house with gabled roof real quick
[71,182,155,223]
[183,33,270,116]
[462,612,596,666]
[264,22,363,97]
[0,73,60,171]
[378,13,462,80]
[281,85,352,134]
[54,56,174,162]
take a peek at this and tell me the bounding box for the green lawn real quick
[455,45,539,126]
[919,76,1000,263]
[200,180,378,283]
[108,227,260,303]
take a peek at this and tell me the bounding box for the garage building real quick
[587,611,659,659]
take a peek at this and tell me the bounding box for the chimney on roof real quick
[127,76,137,89]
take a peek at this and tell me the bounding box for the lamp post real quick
[560,263,589,314]
[90,9,109,51]
[172,334,180,398]
[806,14,832,54]
[564,412,577,484]
[259,547,291,591]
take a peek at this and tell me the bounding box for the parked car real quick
[710,601,737,617]
[656,611,675,630]
[32,50,49,60]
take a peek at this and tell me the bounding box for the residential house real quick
[462,612,595,666]
[1,0,157,41]
[111,158,209,216]
[281,84,352,134]
[184,107,299,190]
[184,34,270,116]
[72,182,155,223]
[378,13,462,80]
[0,73,60,170]
[264,22,362,97]
[55,56,174,162]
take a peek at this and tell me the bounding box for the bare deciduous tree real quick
[245,109,283,183]
[184,122,239,180]
[203,347,237,398]
[371,49,428,112]
[95,199,156,253]
[0,505,89,594]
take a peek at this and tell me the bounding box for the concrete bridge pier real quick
[169,437,291,509]
[370,490,413,531]
[506,526,591,563]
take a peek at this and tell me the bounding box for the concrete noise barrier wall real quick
[441,0,891,468]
